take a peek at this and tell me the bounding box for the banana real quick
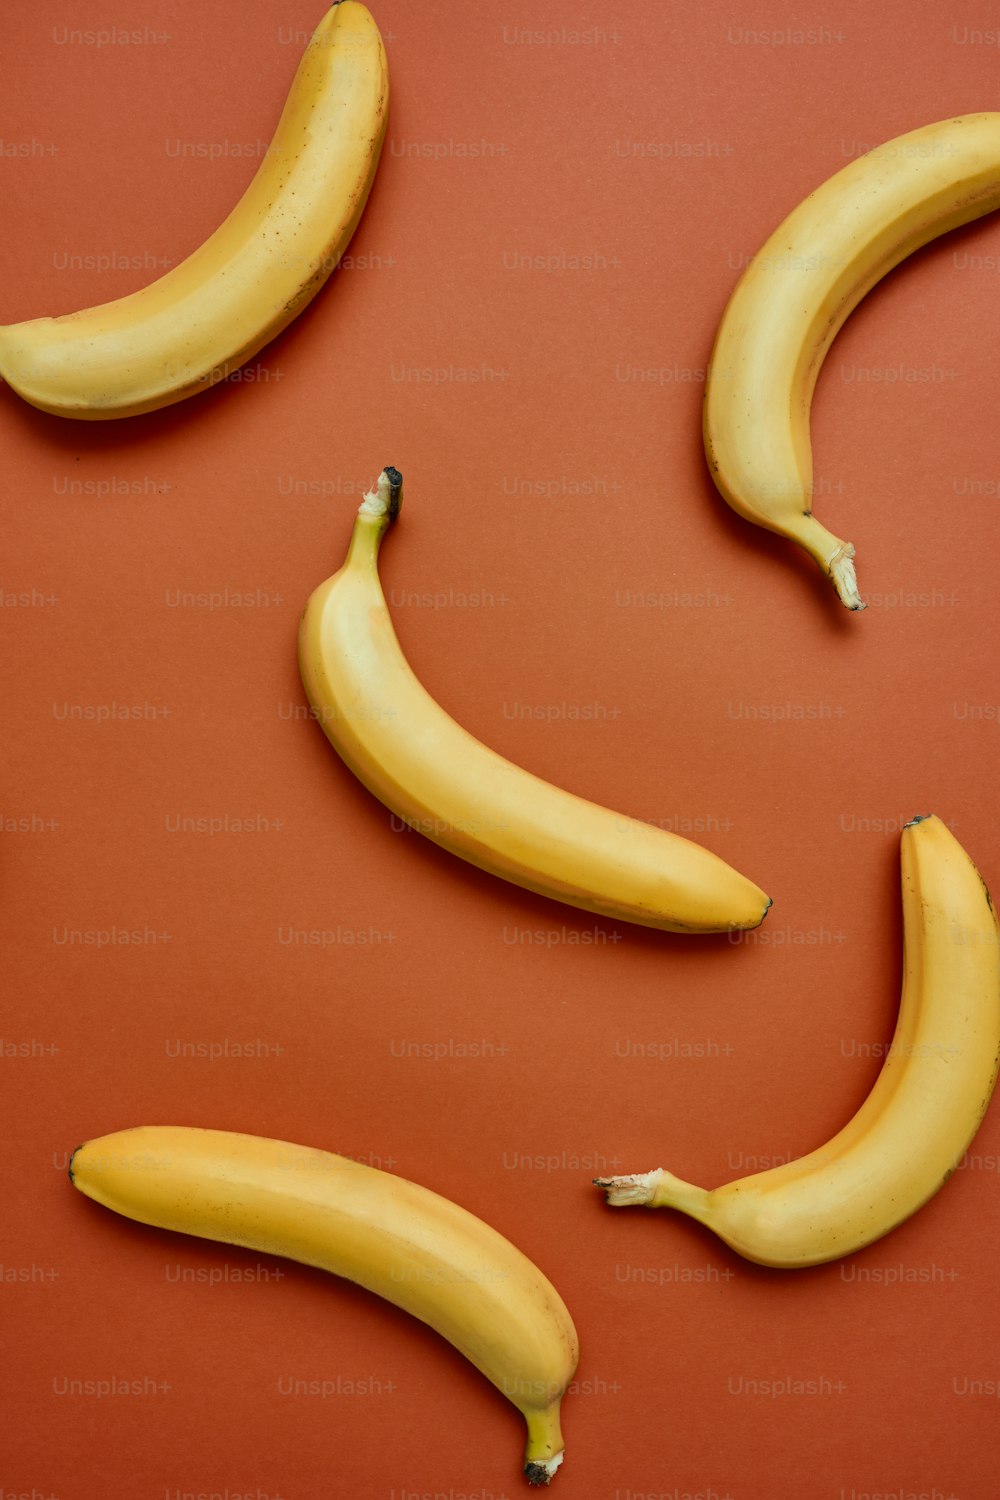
[70,1124,578,1484]
[596,814,1000,1267]
[703,113,1000,609]
[297,469,772,934]
[0,2,388,419]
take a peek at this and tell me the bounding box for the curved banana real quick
[70,1125,578,1484]
[0,2,388,419]
[704,113,1000,609]
[297,469,772,934]
[596,814,1000,1267]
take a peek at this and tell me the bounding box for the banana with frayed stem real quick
[597,816,1000,1267]
[704,113,1000,609]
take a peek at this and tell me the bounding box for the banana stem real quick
[382,465,403,519]
[522,1403,566,1486]
[346,466,403,568]
[786,514,865,610]
[357,465,403,521]
[595,1168,713,1222]
[649,1169,713,1219]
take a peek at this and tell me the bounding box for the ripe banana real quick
[70,1125,578,1484]
[297,469,772,934]
[703,113,1000,609]
[0,2,388,419]
[596,814,1000,1267]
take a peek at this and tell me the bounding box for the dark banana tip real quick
[382,466,403,520]
[67,1144,85,1184]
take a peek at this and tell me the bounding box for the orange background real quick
[3,1,1000,1497]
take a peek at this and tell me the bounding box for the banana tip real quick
[67,1144,84,1184]
[593,1169,660,1207]
[359,467,403,522]
[383,466,403,520]
[524,1452,564,1486]
[827,542,866,611]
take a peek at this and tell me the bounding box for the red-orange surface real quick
[3,2,1000,1497]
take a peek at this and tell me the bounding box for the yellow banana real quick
[596,814,1000,1267]
[703,113,1000,609]
[0,2,388,419]
[70,1124,578,1484]
[297,469,772,934]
